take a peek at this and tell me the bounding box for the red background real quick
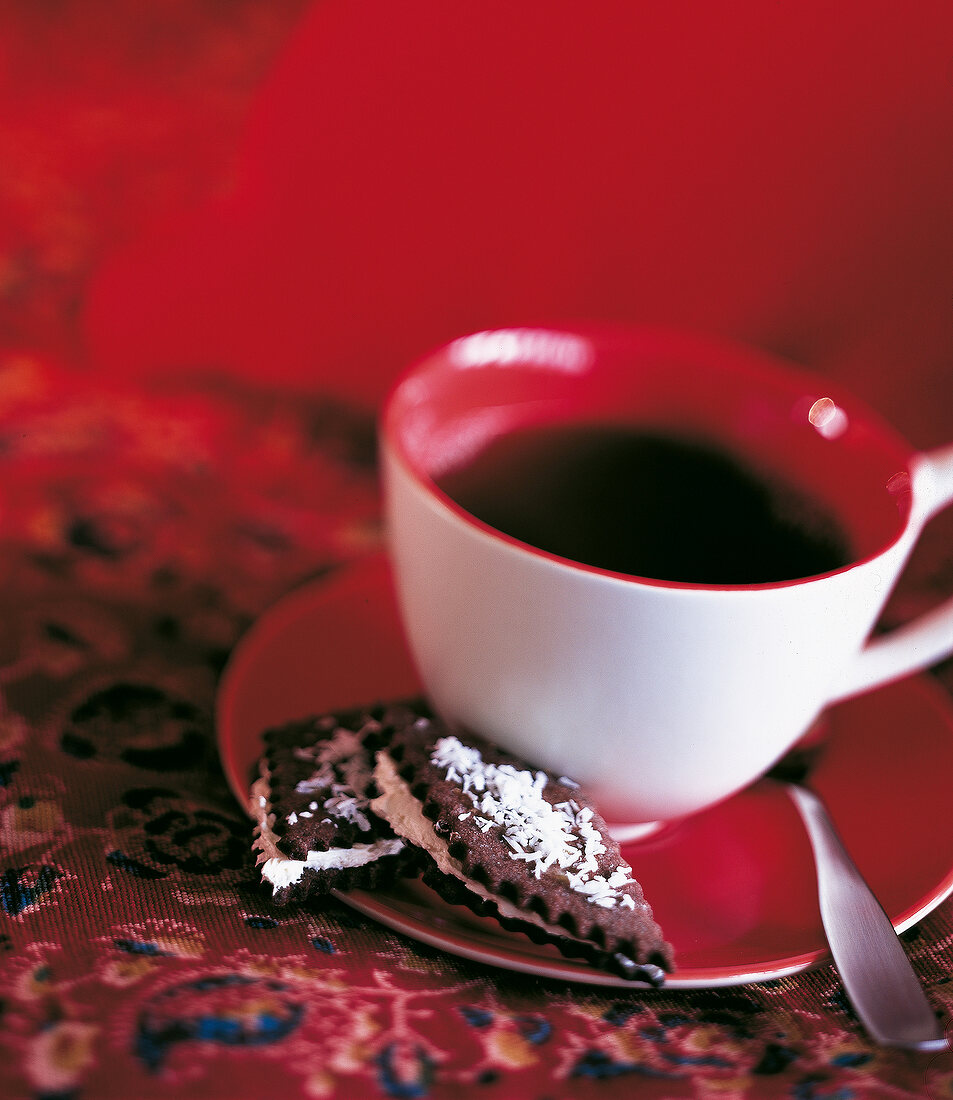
[71,1,953,444]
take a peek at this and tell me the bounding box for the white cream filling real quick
[251,774,403,894]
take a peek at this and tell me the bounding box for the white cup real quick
[381,325,953,823]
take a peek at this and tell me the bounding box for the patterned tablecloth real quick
[0,359,950,1100]
[2,4,953,1098]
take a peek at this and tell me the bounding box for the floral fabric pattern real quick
[0,357,951,1100]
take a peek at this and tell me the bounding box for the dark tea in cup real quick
[435,421,853,585]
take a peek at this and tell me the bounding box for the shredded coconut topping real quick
[430,736,637,908]
[291,723,377,831]
[324,789,371,831]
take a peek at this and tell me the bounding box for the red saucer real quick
[217,553,953,988]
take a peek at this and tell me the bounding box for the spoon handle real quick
[785,783,948,1052]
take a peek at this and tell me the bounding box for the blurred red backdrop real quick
[3,1,953,444]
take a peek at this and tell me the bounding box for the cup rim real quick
[382,323,917,593]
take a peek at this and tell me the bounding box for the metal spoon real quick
[776,762,948,1051]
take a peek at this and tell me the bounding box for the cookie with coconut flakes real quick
[251,703,416,903]
[371,709,673,983]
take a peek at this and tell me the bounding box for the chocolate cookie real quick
[371,707,673,983]
[251,703,415,903]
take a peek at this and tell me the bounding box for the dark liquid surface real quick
[436,423,853,584]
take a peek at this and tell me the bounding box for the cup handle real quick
[830,443,953,704]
